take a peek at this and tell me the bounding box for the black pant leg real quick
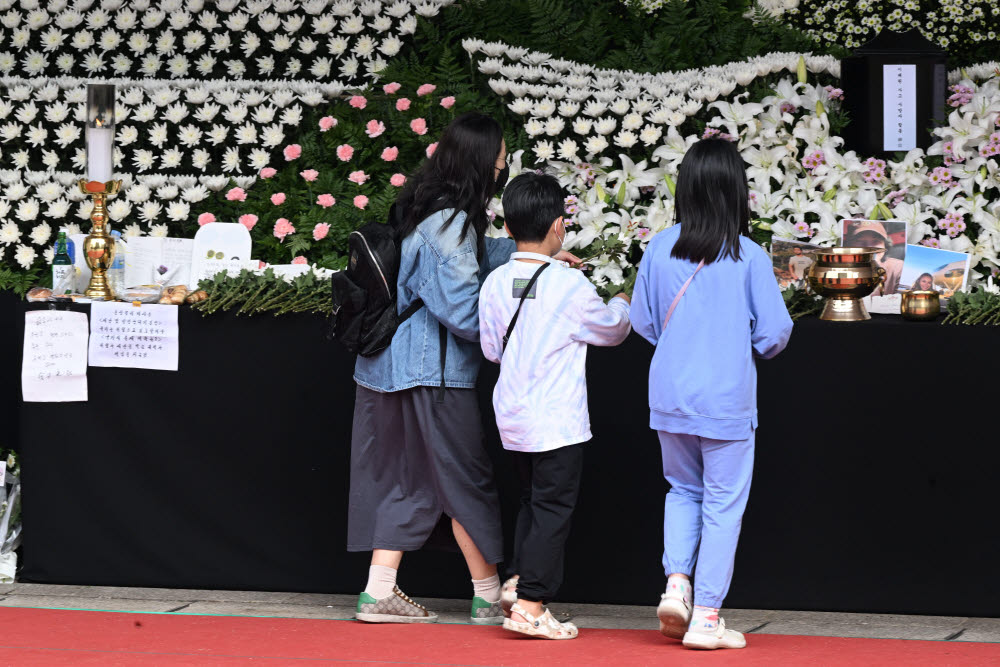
[508,451,534,578]
[514,444,585,604]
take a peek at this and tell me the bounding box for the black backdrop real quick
[10,300,1000,617]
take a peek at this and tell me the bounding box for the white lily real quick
[742,144,790,189]
[605,154,659,205]
[935,110,991,159]
[651,125,695,170]
[707,94,764,137]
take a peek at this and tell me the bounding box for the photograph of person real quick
[898,244,970,301]
[840,219,908,296]
[770,238,820,289]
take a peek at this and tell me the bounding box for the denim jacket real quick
[354,208,516,393]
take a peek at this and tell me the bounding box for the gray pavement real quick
[1,583,998,642]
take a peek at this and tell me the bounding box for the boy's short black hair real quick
[501,172,565,243]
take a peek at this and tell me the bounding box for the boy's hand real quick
[612,292,631,304]
[554,250,583,267]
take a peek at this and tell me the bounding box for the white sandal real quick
[503,603,578,640]
[500,576,519,617]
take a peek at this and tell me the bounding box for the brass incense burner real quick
[78,178,122,299]
[901,290,941,321]
[807,247,886,321]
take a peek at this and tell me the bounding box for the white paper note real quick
[21,310,90,402]
[89,302,179,371]
[123,237,195,289]
[163,237,195,288]
[883,64,917,152]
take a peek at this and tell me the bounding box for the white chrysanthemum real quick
[147,122,168,147]
[281,105,302,126]
[0,52,19,73]
[341,14,364,33]
[545,117,565,136]
[372,15,393,32]
[298,36,318,54]
[174,124,201,147]
[0,222,21,244]
[22,50,47,75]
[125,183,151,203]
[167,54,189,77]
[235,123,258,145]
[207,124,229,145]
[6,182,29,201]
[46,199,71,219]
[534,140,556,161]
[260,124,284,147]
[165,200,189,221]
[14,244,36,269]
[16,198,40,221]
[147,223,168,237]
[122,223,142,239]
[339,56,358,78]
[353,34,375,57]
[585,135,609,155]
[15,101,38,124]
[622,113,644,131]
[70,28,94,50]
[36,183,61,202]
[202,176,228,192]
[399,14,417,34]
[29,222,52,246]
[583,101,608,117]
[595,118,617,136]
[187,148,208,171]
[160,147,183,169]
[309,57,331,78]
[132,149,155,171]
[107,199,131,221]
[138,201,161,223]
[191,102,219,123]
[509,98,533,115]
[248,148,270,170]
[180,184,209,203]
[525,119,545,137]
[558,138,580,161]
[286,58,303,76]
[11,149,29,169]
[163,102,188,124]
[222,147,240,172]
[640,125,663,146]
[614,130,639,148]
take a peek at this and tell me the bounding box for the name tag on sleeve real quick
[512,278,538,299]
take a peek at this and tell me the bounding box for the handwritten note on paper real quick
[21,310,89,402]
[89,302,179,371]
[123,237,195,289]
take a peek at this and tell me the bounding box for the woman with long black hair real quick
[630,139,793,650]
[349,112,579,624]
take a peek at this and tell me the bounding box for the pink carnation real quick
[292,256,308,265]
[271,192,286,205]
[319,116,337,131]
[410,118,428,135]
[283,144,302,161]
[390,173,406,187]
[225,187,247,202]
[260,167,277,179]
[197,212,216,226]
[440,96,456,109]
[238,213,258,231]
[383,82,402,95]
[300,169,319,182]
[349,95,367,109]
[396,98,411,112]
[366,119,386,138]
[258,260,268,269]
[313,223,330,241]
[349,170,370,185]
[336,144,354,161]
[354,195,369,209]
[426,142,438,158]
[316,193,336,208]
[381,146,399,162]
[416,84,436,97]
[273,218,295,241]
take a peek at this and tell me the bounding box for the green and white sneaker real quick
[356,586,439,623]
[470,596,504,625]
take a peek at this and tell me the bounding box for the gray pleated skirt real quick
[347,384,504,564]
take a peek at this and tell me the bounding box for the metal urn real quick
[901,290,941,321]
[807,247,886,321]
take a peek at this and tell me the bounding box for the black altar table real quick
[11,300,1000,617]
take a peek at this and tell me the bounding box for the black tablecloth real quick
[11,300,1000,616]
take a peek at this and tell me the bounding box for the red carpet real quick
[0,607,997,666]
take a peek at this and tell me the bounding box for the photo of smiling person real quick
[899,244,971,301]
[840,219,908,296]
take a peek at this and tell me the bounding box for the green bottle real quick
[52,229,74,294]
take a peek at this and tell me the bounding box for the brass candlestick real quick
[78,178,122,299]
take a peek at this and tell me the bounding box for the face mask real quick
[495,164,509,190]
[556,219,566,248]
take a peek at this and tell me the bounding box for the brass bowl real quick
[901,290,940,321]
[806,247,886,321]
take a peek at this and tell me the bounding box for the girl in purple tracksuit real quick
[630,139,793,650]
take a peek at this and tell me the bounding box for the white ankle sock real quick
[472,574,501,603]
[691,605,720,631]
[364,565,398,599]
[666,575,691,603]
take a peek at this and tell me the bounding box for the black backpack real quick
[329,204,425,357]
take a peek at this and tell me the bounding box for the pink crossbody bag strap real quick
[662,260,705,330]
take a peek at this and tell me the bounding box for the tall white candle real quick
[86,126,114,183]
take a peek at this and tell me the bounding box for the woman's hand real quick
[554,250,583,267]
